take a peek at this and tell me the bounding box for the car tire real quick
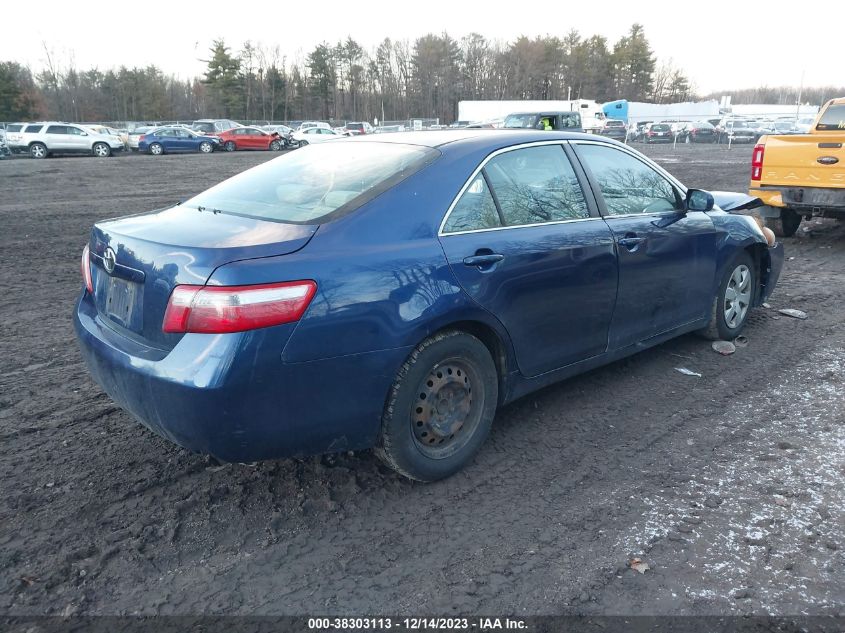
[30,143,47,159]
[764,208,802,238]
[199,141,214,153]
[375,330,498,482]
[149,143,163,156]
[224,141,236,152]
[699,251,756,341]
[269,139,282,151]
[92,142,111,158]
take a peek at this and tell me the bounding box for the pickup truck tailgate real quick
[760,134,845,190]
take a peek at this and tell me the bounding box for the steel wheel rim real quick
[411,358,483,459]
[724,264,751,328]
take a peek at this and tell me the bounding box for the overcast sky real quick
[1,0,835,96]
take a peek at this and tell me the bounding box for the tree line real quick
[0,26,838,125]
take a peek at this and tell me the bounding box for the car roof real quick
[344,129,616,151]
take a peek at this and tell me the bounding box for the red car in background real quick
[217,126,284,152]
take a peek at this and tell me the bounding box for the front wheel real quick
[92,142,111,158]
[699,251,756,341]
[298,140,308,147]
[224,140,236,152]
[375,330,498,482]
[269,139,282,151]
[765,208,802,237]
[199,141,214,153]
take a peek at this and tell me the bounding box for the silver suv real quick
[18,122,126,158]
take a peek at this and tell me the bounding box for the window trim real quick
[569,139,687,219]
[438,140,599,237]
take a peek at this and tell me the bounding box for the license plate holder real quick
[105,277,139,328]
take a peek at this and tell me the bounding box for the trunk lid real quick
[760,134,845,190]
[88,204,317,349]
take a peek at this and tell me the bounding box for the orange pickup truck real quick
[749,97,845,236]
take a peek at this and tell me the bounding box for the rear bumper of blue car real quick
[73,293,408,462]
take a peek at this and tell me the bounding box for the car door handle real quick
[617,236,646,250]
[462,253,505,267]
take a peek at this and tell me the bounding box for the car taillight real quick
[162,281,317,334]
[138,135,146,142]
[81,244,93,294]
[751,143,765,181]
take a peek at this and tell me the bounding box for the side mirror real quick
[685,189,714,212]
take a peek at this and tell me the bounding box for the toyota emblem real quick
[103,247,117,274]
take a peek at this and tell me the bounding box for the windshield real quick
[503,114,538,129]
[184,142,439,224]
[816,104,845,131]
[191,122,215,133]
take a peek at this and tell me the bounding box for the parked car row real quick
[3,118,379,158]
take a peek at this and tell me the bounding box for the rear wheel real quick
[199,141,214,153]
[92,142,111,158]
[764,208,802,237]
[375,330,498,482]
[149,143,163,156]
[224,140,236,152]
[699,251,756,340]
[30,143,47,159]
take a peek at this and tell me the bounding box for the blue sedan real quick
[74,131,783,481]
[138,126,220,155]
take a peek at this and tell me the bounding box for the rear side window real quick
[443,175,502,233]
[485,145,589,225]
[816,104,845,131]
[7,124,22,132]
[25,124,44,133]
[185,142,439,224]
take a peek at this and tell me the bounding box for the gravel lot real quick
[1,142,843,618]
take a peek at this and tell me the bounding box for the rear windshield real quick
[606,120,624,127]
[816,104,845,131]
[652,124,670,131]
[184,142,439,224]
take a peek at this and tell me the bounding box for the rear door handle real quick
[462,253,505,267]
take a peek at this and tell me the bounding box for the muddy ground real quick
[1,142,843,618]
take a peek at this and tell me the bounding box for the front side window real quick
[576,144,682,216]
[46,125,67,134]
[484,145,589,225]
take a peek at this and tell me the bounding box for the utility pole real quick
[796,70,804,120]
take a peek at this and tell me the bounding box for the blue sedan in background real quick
[138,126,220,155]
[74,131,783,481]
